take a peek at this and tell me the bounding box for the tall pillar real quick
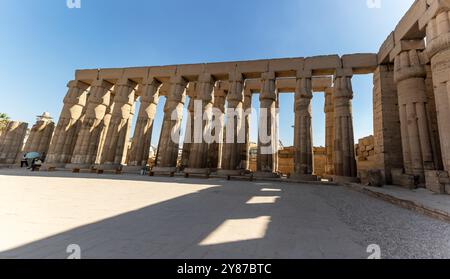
[44,81,89,168]
[208,81,226,171]
[372,64,404,184]
[127,78,161,168]
[293,74,314,178]
[333,72,357,178]
[185,73,215,175]
[394,48,435,181]
[98,79,137,170]
[241,87,252,171]
[22,112,55,157]
[256,72,278,176]
[0,121,28,165]
[153,76,187,174]
[68,79,114,169]
[180,83,196,170]
[324,87,334,176]
[219,72,244,174]
[424,10,450,175]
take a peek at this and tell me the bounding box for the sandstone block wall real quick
[313,147,326,178]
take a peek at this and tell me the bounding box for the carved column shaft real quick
[69,79,114,167]
[127,79,161,167]
[221,73,244,171]
[99,79,137,167]
[257,72,277,173]
[324,87,334,175]
[426,10,450,173]
[208,82,226,170]
[157,76,188,168]
[294,76,313,175]
[188,74,215,169]
[394,49,435,179]
[46,81,89,166]
[333,75,357,177]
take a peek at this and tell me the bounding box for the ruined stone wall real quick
[372,65,404,184]
[313,147,326,178]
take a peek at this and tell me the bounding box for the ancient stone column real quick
[185,74,215,175]
[45,80,89,167]
[154,76,188,172]
[127,78,161,168]
[68,79,114,169]
[333,73,357,178]
[208,82,227,170]
[220,72,244,173]
[394,49,435,181]
[324,87,334,176]
[293,75,314,177]
[425,10,450,175]
[98,79,137,170]
[256,72,278,176]
[180,83,197,170]
[0,121,28,165]
[240,87,252,171]
[22,112,55,157]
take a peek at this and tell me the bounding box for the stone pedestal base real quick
[253,172,281,179]
[184,168,211,178]
[97,164,123,171]
[332,175,360,184]
[150,167,177,177]
[391,168,418,189]
[41,163,66,171]
[289,174,319,182]
[216,169,244,180]
[122,166,147,174]
[65,163,94,173]
[425,170,450,194]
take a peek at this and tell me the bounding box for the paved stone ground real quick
[0,169,449,259]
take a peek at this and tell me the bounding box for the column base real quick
[391,168,419,189]
[216,169,245,180]
[184,168,211,178]
[41,163,67,171]
[253,171,281,179]
[65,163,95,173]
[331,175,360,184]
[122,166,148,174]
[289,174,319,182]
[425,170,450,194]
[95,164,123,174]
[150,167,177,177]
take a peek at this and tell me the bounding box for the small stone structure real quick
[22,112,55,157]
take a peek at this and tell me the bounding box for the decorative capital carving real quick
[394,49,426,83]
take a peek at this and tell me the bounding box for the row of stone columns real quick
[41,70,360,181]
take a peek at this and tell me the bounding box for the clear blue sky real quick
[0,0,414,147]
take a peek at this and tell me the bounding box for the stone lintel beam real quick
[74,54,378,86]
[389,39,426,62]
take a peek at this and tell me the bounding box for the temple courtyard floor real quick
[0,168,449,259]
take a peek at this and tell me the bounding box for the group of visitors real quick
[20,152,46,172]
